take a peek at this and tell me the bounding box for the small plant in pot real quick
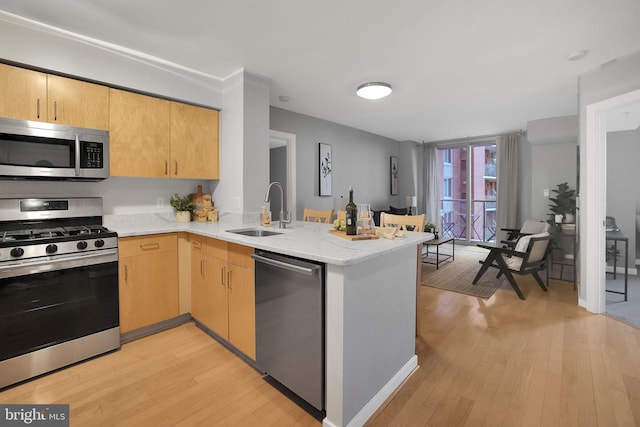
[424,222,438,238]
[548,182,576,224]
[170,193,194,223]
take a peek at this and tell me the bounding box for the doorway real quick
[269,130,297,221]
[583,88,640,314]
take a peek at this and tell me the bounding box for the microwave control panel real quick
[80,142,104,168]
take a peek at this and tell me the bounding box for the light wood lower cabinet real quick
[190,235,255,359]
[119,234,179,333]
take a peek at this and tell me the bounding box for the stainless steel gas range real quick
[0,197,120,389]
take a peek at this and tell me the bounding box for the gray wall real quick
[607,129,640,265]
[528,140,578,222]
[270,107,402,219]
[269,146,287,220]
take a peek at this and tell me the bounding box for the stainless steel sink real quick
[227,228,283,237]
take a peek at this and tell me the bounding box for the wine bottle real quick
[345,185,357,235]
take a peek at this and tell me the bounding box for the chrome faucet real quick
[264,182,292,229]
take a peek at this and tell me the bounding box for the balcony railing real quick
[484,163,497,178]
[440,198,496,243]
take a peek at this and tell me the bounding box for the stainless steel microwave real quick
[0,117,109,181]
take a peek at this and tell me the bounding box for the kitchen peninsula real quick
[107,214,432,427]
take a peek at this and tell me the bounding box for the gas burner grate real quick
[63,225,110,236]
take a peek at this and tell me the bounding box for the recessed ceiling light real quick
[567,50,588,61]
[356,82,392,100]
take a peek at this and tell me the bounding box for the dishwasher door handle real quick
[251,253,320,276]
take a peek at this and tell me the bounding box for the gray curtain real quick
[423,144,441,230]
[496,133,520,242]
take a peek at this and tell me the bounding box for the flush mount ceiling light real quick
[356,82,392,100]
[567,50,588,61]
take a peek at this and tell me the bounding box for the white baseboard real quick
[322,355,418,427]
[605,265,637,276]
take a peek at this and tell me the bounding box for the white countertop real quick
[105,213,433,266]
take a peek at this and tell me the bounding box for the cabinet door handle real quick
[53,101,57,121]
[221,267,226,286]
[140,243,160,250]
[193,241,202,248]
[200,258,204,277]
[174,160,178,176]
[164,160,168,176]
[227,269,232,290]
[124,264,128,282]
[36,98,41,119]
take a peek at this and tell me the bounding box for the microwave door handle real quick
[74,134,81,176]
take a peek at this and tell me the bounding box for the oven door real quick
[0,250,119,362]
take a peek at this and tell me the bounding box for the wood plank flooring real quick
[2,271,640,426]
[0,324,318,426]
[368,271,640,427]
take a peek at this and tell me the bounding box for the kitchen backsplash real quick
[1,176,210,215]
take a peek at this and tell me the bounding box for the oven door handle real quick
[0,249,118,279]
[74,134,81,177]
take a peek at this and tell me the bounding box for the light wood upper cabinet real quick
[109,90,219,179]
[118,234,179,333]
[170,102,219,179]
[47,75,109,130]
[0,64,108,129]
[0,63,218,179]
[0,63,47,121]
[109,89,171,177]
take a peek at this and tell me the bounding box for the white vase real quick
[176,211,191,223]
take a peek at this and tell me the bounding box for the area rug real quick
[421,244,507,298]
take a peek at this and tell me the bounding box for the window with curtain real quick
[437,142,497,243]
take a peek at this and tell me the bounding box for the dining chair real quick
[379,212,425,232]
[303,208,334,223]
[336,209,346,221]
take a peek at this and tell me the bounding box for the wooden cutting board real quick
[328,229,379,240]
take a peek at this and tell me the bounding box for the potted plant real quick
[424,222,439,238]
[548,182,576,224]
[170,193,194,223]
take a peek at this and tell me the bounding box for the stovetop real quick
[0,197,118,263]
[1,225,113,243]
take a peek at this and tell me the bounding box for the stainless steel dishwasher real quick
[252,250,325,411]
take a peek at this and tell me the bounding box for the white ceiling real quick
[607,102,640,133]
[1,0,639,142]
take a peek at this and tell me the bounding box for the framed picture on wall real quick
[390,156,398,195]
[319,143,332,196]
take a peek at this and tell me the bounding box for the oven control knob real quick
[46,244,58,254]
[10,247,24,258]
[94,239,105,248]
[77,241,88,250]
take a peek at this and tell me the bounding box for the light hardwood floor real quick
[2,273,640,426]
[0,324,318,426]
[368,272,640,427]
